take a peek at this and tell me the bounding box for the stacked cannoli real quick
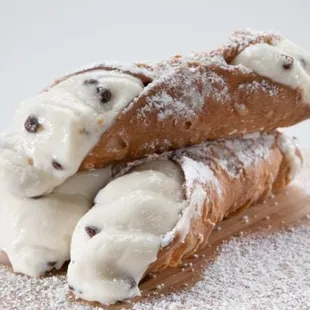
[0,29,309,305]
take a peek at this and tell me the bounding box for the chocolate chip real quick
[96,86,112,104]
[282,55,294,70]
[84,79,98,85]
[51,160,63,170]
[300,58,307,68]
[126,278,137,289]
[31,194,44,199]
[47,261,57,267]
[78,128,89,135]
[85,226,100,238]
[24,115,40,133]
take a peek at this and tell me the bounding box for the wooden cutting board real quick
[1,157,310,309]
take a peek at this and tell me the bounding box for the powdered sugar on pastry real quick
[0,71,143,198]
[232,39,310,102]
[276,134,302,180]
[0,168,111,278]
[135,68,230,121]
[67,160,184,305]
[175,133,276,178]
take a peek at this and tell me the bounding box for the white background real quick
[0,0,309,147]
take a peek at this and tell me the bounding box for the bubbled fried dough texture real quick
[70,30,310,170]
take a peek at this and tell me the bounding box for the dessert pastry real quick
[1,29,310,199]
[0,168,111,277]
[0,28,308,307]
[77,29,310,170]
[67,132,301,304]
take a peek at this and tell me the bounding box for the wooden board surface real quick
[1,174,310,309]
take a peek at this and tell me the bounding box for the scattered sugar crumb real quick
[242,215,249,224]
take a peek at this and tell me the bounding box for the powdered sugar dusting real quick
[0,267,102,310]
[176,133,275,177]
[277,135,303,180]
[180,156,222,198]
[161,133,278,247]
[134,226,310,310]
[135,68,205,121]
[203,71,230,104]
[216,28,280,58]
[222,133,275,174]
[161,230,176,248]
[132,64,232,121]
[239,80,279,97]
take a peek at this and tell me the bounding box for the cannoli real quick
[1,29,309,198]
[78,29,310,170]
[67,132,301,304]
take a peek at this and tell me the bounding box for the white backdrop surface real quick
[0,0,309,147]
